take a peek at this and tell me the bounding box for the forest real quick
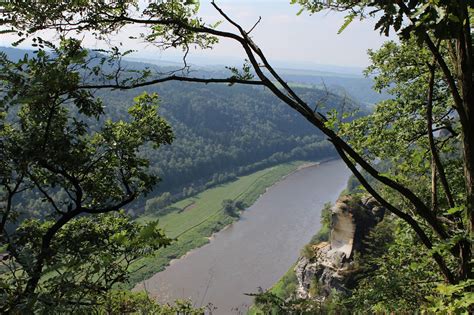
[99,82,343,207]
[3,46,359,215]
[0,0,473,314]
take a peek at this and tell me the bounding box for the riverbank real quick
[128,161,314,288]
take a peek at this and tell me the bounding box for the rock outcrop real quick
[295,195,385,300]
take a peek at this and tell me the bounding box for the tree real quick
[0,0,471,300]
[222,199,245,217]
[0,39,174,311]
[145,192,173,214]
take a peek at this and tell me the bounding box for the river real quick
[135,159,351,314]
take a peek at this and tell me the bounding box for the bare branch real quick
[247,16,261,35]
[79,75,265,90]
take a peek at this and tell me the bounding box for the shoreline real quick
[264,157,340,193]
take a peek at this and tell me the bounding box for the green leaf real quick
[338,13,356,34]
[445,206,464,215]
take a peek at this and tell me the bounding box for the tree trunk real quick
[456,5,473,280]
[431,159,438,211]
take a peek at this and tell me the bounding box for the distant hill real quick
[125,56,388,106]
[0,46,35,61]
[277,68,388,106]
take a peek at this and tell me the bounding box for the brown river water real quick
[134,159,351,314]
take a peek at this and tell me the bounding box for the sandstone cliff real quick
[295,195,385,299]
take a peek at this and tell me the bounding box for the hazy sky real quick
[127,0,396,71]
[1,0,396,71]
[179,0,395,69]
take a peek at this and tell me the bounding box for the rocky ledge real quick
[295,195,385,299]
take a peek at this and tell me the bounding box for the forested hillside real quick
[99,83,346,205]
[2,47,363,213]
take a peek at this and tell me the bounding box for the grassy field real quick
[128,161,306,288]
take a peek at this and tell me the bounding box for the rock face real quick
[295,195,384,299]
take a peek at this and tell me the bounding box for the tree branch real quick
[426,62,455,209]
[19,191,136,302]
[1,176,24,235]
[395,1,468,126]
[202,2,451,241]
[247,16,262,35]
[79,75,265,90]
[29,172,65,215]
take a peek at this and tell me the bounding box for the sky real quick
[178,0,395,70]
[137,0,396,72]
[0,0,396,73]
